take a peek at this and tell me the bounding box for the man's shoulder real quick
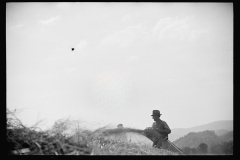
[161,120,170,128]
[160,119,166,123]
[160,120,169,125]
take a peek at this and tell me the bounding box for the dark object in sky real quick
[72,48,74,51]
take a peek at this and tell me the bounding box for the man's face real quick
[152,115,159,121]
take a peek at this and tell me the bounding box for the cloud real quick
[99,24,148,48]
[152,17,172,35]
[188,29,207,42]
[39,16,61,26]
[8,23,25,31]
[76,40,88,51]
[152,16,206,42]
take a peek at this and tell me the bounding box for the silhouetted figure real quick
[72,48,74,51]
[144,110,171,148]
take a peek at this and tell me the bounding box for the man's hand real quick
[155,128,170,138]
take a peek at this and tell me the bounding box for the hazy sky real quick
[6,2,233,131]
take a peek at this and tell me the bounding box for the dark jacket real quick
[151,119,171,137]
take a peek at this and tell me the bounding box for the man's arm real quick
[157,128,171,134]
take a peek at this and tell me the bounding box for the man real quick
[144,110,171,148]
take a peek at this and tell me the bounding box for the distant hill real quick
[215,129,229,136]
[172,130,233,149]
[169,120,233,141]
[173,130,220,149]
[219,131,233,142]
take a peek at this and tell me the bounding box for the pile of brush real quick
[6,108,92,155]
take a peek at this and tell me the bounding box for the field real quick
[7,108,179,155]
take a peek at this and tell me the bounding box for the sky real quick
[6,2,233,131]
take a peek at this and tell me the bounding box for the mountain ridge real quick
[219,131,233,142]
[169,120,233,142]
[172,130,233,149]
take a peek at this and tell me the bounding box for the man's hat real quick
[151,110,162,116]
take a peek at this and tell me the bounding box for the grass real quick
[91,139,178,155]
[7,108,179,155]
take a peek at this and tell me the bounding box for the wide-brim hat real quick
[151,110,162,116]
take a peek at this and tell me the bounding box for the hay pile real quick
[6,108,92,155]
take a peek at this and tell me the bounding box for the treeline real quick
[173,130,220,148]
[182,141,233,155]
[172,130,233,155]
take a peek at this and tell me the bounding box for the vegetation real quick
[7,108,178,155]
[181,141,233,155]
[174,130,233,155]
[210,141,233,155]
[197,143,208,154]
[218,131,233,142]
[173,130,220,148]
